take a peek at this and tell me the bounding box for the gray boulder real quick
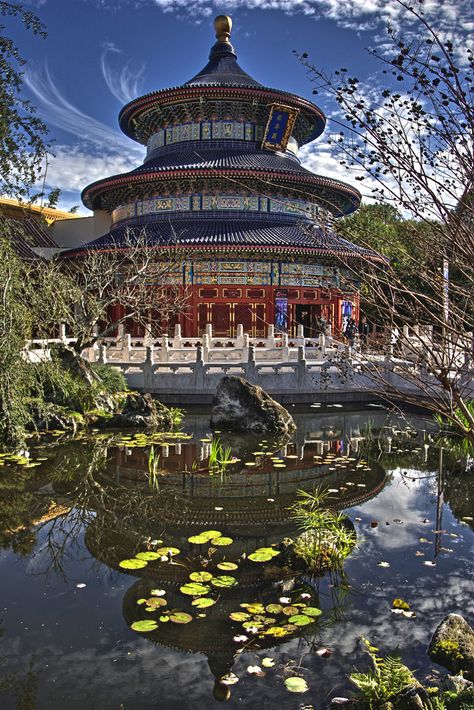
[428,613,474,681]
[211,376,295,435]
[98,393,173,430]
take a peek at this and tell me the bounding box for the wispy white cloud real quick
[23,64,143,159]
[140,0,472,40]
[100,41,146,104]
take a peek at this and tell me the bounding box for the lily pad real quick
[288,614,313,626]
[211,536,233,546]
[155,547,180,557]
[130,619,158,632]
[263,626,291,637]
[188,535,209,544]
[189,571,213,582]
[179,582,210,596]
[262,657,275,668]
[159,615,170,622]
[265,603,283,614]
[191,597,216,609]
[217,561,238,571]
[199,530,222,541]
[119,558,148,570]
[144,597,167,608]
[229,612,251,622]
[135,551,162,561]
[170,612,193,624]
[211,575,237,588]
[303,607,322,617]
[284,677,309,693]
[240,603,265,614]
[282,606,300,616]
[248,547,280,563]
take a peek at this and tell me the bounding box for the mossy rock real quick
[428,614,474,681]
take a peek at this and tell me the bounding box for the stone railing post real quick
[173,323,182,349]
[98,342,107,364]
[247,343,256,382]
[195,345,204,388]
[326,325,332,348]
[124,334,131,362]
[117,323,125,347]
[206,323,213,341]
[160,335,169,363]
[281,332,289,361]
[319,333,326,357]
[235,323,244,347]
[296,323,305,347]
[266,324,276,348]
[143,324,152,349]
[242,333,249,363]
[59,323,67,342]
[297,345,306,387]
[202,333,209,363]
[144,345,154,390]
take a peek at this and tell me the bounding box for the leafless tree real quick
[299,0,473,446]
[35,227,190,360]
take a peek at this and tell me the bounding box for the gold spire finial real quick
[214,15,232,43]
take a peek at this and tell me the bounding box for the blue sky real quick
[5,0,472,212]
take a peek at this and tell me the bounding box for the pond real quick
[0,406,473,709]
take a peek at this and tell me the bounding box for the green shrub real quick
[90,364,128,394]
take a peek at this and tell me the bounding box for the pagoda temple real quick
[71,16,382,338]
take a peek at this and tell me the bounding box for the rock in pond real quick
[428,613,474,681]
[210,376,295,435]
[97,393,173,430]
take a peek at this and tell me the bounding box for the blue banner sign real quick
[262,104,299,152]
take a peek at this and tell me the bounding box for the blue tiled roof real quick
[63,218,382,262]
[185,39,261,87]
[140,145,306,174]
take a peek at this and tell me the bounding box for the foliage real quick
[208,436,233,474]
[350,638,471,709]
[169,407,185,428]
[90,363,128,395]
[434,401,474,459]
[0,1,49,198]
[289,488,356,570]
[351,639,418,706]
[0,227,36,446]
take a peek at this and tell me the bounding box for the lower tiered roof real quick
[64,217,385,263]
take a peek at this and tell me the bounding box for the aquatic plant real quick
[434,401,474,462]
[208,436,234,474]
[349,638,470,710]
[147,445,161,490]
[289,488,356,571]
[169,407,185,428]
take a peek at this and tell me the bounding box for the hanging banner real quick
[275,289,288,331]
[261,104,299,152]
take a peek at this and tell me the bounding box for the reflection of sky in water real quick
[0,409,473,710]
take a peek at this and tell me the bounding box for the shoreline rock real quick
[428,613,474,681]
[210,376,296,436]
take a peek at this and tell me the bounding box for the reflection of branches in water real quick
[0,646,38,710]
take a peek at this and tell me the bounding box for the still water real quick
[1,406,473,709]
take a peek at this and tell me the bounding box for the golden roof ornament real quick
[214,15,232,43]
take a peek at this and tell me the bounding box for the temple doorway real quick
[295,304,321,337]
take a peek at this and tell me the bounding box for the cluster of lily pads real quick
[115,431,193,449]
[0,452,47,468]
[229,595,322,641]
[119,545,180,570]
[131,587,193,632]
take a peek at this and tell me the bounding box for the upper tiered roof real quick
[73,16,378,261]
